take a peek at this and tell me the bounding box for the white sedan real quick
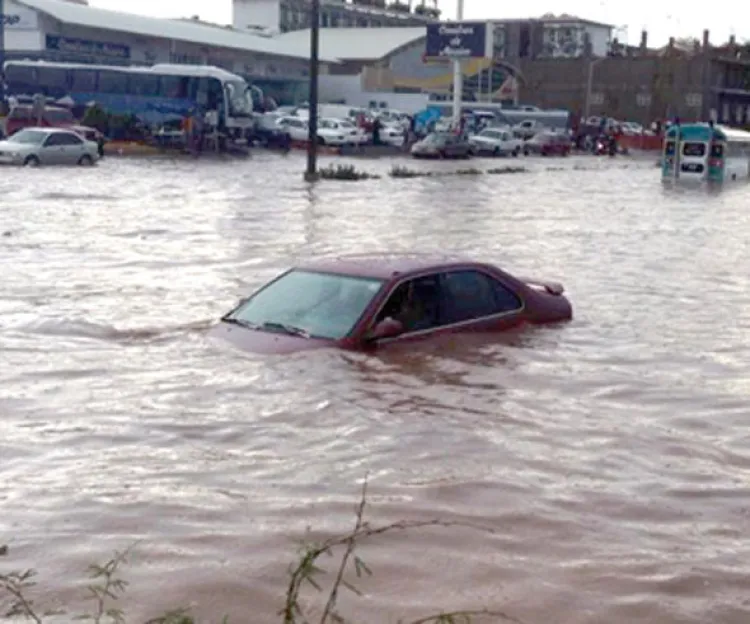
[319,118,367,145]
[275,116,349,146]
[468,127,523,156]
[0,127,100,166]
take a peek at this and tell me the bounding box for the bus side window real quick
[4,64,37,94]
[160,76,187,99]
[98,70,129,94]
[130,74,159,97]
[71,69,97,92]
[36,67,69,96]
[206,78,222,110]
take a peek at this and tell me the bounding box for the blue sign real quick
[425,22,490,59]
[46,35,130,60]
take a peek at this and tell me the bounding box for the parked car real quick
[0,127,100,166]
[523,132,572,156]
[275,115,349,146]
[3,104,77,137]
[512,119,546,140]
[411,132,472,158]
[468,127,522,156]
[319,118,366,145]
[208,253,573,355]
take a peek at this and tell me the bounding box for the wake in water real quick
[9,316,216,344]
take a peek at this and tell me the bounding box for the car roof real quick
[296,252,482,280]
[19,127,75,134]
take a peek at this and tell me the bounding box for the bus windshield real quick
[225,80,253,117]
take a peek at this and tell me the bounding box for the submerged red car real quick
[209,254,573,355]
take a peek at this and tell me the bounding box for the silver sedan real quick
[0,127,100,167]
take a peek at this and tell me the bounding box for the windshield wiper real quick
[259,321,311,338]
[221,317,311,338]
[221,316,260,330]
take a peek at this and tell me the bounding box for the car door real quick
[40,133,66,164]
[368,273,444,345]
[436,269,525,333]
[58,132,85,163]
[444,134,459,156]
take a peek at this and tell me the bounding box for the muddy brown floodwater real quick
[1,151,750,624]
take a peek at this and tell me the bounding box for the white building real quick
[1,0,339,102]
[232,0,437,35]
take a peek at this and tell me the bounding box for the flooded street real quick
[1,151,750,624]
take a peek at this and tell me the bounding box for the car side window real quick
[375,274,442,334]
[439,270,522,324]
[59,133,83,146]
[43,134,62,147]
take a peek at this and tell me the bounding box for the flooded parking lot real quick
[1,151,750,623]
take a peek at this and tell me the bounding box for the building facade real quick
[518,31,750,126]
[232,0,438,34]
[1,0,338,104]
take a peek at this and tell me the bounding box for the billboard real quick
[425,22,493,59]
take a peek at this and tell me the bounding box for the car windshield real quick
[225,79,253,117]
[480,130,502,139]
[423,133,448,144]
[226,269,384,340]
[7,129,47,144]
[319,119,337,129]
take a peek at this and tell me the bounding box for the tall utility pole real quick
[451,0,464,125]
[304,0,320,181]
[0,0,6,91]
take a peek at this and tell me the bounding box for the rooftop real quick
[298,252,477,279]
[16,0,340,63]
[273,26,427,61]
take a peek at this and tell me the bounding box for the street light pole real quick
[584,57,605,119]
[450,0,464,125]
[304,0,320,181]
[0,0,6,90]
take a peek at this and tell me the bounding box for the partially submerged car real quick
[411,132,473,159]
[209,254,573,355]
[0,127,100,166]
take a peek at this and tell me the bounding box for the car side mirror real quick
[366,317,404,342]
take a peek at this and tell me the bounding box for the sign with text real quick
[425,22,493,59]
[2,0,40,30]
[46,35,130,59]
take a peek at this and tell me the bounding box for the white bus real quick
[2,60,255,135]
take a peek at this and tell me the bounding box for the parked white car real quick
[275,115,349,146]
[0,127,100,166]
[468,127,523,156]
[319,118,366,145]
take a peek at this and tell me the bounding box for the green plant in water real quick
[486,166,527,174]
[1,477,523,624]
[389,165,433,178]
[454,168,484,175]
[318,164,379,181]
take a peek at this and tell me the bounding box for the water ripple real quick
[1,153,749,623]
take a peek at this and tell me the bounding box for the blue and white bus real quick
[662,122,750,183]
[2,60,255,135]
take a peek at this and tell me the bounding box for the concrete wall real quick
[517,55,709,124]
[318,74,428,112]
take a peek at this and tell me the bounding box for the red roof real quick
[297,252,476,280]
